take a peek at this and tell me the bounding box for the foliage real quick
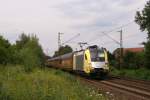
[16,33,30,50]
[135,1,150,38]
[53,45,73,57]
[144,41,150,68]
[112,50,145,69]
[122,51,145,69]
[135,52,145,68]
[0,33,45,72]
[107,51,115,66]
[0,35,12,65]
[15,34,45,72]
[135,1,150,68]
[0,66,107,100]
[111,67,150,80]
[123,51,136,69]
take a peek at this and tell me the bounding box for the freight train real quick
[46,45,109,77]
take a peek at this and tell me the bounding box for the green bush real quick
[53,45,73,57]
[19,48,37,72]
[0,35,13,65]
[145,41,150,69]
[122,51,145,69]
[0,34,45,70]
[18,36,45,72]
[111,67,150,80]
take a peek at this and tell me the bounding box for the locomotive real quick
[46,45,109,77]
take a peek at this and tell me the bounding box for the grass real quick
[0,65,107,100]
[110,67,150,80]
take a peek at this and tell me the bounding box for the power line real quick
[87,34,106,43]
[61,33,80,45]
[49,4,146,56]
[88,21,134,44]
[87,3,145,44]
[48,32,145,57]
[61,4,144,46]
[98,32,145,46]
[105,21,134,34]
[101,32,120,45]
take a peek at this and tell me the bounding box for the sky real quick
[0,0,149,56]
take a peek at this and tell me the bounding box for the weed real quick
[0,66,107,100]
[111,67,150,80]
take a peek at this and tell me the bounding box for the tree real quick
[135,1,150,38]
[135,1,150,68]
[135,52,145,68]
[0,35,12,65]
[123,51,136,69]
[53,45,73,57]
[144,41,150,68]
[122,51,145,69]
[15,34,45,71]
[107,51,115,66]
[16,33,30,50]
[107,51,115,61]
[0,33,45,70]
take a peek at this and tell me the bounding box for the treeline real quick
[108,51,146,69]
[53,45,73,57]
[0,33,45,72]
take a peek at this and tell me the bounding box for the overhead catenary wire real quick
[50,21,143,56]
[61,33,80,46]
[98,32,145,46]
[101,32,120,45]
[62,3,145,47]
[87,3,146,44]
[48,3,146,56]
[47,32,140,56]
[88,21,135,44]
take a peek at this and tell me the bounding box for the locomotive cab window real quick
[90,48,105,62]
[97,50,105,61]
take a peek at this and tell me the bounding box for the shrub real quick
[0,33,45,69]
[122,51,145,69]
[145,41,150,69]
[111,67,150,80]
[0,35,13,65]
[17,35,45,72]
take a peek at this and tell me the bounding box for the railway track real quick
[78,76,150,100]
[107,77,150,93]
[110,75,150,85]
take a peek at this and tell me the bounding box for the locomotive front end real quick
[84,45,109,77]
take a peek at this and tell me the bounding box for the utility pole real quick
[102,31,123,69]
[118,29,123,69]
[58,32,64,50]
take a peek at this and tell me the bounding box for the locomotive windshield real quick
[89,48,105,62]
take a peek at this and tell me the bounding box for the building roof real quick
[113,47,144,54]
[123,47,144,53]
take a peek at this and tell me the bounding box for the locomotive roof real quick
[61,52,73,59]
[48,52,73,61]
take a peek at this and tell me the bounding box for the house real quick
[113,47,144,59]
